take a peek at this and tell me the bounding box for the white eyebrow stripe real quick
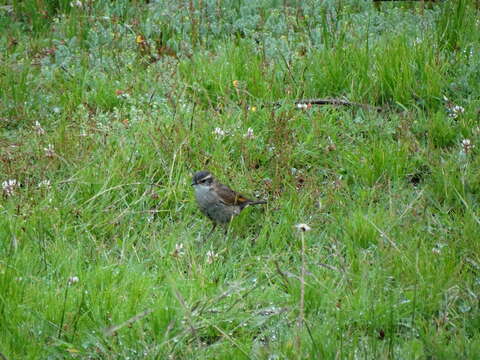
[199,175,212,181]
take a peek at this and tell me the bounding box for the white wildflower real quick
[206,250,218,264]
[443,96,464,119]
[295,223,312,232]
[2,179,19,197]
[325,136,336,152]
[451,105,465,118]
[461,139,475,155]
[171,243,185,258]
[263,177,272,186]
[244,127,255,139]
[432,243,446,255]
[68,276,79,285]
[447,104,465,119]
[70,0,82,8]
[44,144,55,158]
[213,127,226,137]
[296,102,312,110]
[34,121,45,135]
[38,179,51,189]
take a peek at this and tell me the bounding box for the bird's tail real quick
[239,199,267,210]
[249,200,267,206]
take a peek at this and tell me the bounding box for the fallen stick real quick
[273,98,382,111]
[373,0,439,2]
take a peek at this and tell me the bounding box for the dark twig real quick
[148,87,156,105]
[281,98,382,112]
[60,65,74,78]
[373,0,438,2]
[189,102,197,132]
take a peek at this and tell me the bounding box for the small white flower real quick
[171,243,185,258]
[461,139,475,155]
[295,223,312,232]
[70,0,82,8]
[206,250,218,264]
[68,276,79,285]
[52,106,61,114]
[38,179,51,188]
[432,243,446,255]
[263,177,272,186]
[244,127,255,139]
[44,144,55,158]
[447,104,465,119]
[452,105,465,117]
[296,103,308,110]
[116,92,130,99]
[213,127,226,137]
[34,121,45,135]
[2,179,19,197]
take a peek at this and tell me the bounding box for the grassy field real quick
[1,0,480,358]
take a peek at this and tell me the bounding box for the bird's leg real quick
[224,213,237,237]
[224,222,231,238]
[205,223,217,240]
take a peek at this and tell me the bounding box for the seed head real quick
[295,223,312,232]
[2,179,19,197]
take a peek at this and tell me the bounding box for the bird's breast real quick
[194,185,240,224]
[194,185,216,204]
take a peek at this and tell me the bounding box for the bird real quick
[191,170,266,238]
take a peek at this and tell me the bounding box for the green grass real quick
[1,0,480,358]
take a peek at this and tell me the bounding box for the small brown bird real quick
[191,171,266,237]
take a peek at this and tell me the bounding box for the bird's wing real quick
[216,183,251,207]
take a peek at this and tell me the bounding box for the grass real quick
[1,0,480,358]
